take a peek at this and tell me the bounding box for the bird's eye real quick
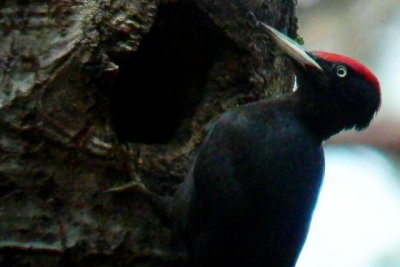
[336,65,347,78]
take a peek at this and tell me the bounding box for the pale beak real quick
[258,22,323,72]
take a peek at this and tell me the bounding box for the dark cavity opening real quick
[110,2,227,144]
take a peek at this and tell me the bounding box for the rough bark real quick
[0,0,298,266]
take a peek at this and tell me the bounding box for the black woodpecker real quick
[168,23,381,267]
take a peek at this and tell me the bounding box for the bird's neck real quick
[291,91,349,142]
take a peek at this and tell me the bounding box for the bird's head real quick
[259,23,381,131]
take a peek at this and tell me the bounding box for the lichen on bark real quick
[0,0,298,266]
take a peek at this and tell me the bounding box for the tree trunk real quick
[0,0,298,266]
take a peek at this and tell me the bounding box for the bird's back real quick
[173,100,325,267]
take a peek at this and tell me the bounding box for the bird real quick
[168,22,381,267]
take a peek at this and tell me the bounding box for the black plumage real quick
[169,24,381,267]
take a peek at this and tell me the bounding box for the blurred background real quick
[295,1,400,267]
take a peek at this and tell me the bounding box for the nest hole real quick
[110,2,228,144]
